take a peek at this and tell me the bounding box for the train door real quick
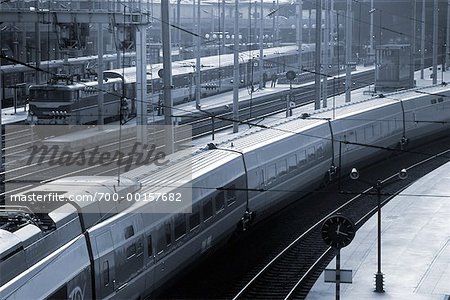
[144,231,156,294]
[111,217,145,296]
[92,229,116,299]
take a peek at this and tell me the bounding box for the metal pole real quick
[161,0,174,154]
[333,77,336,119]
[345,0,352,103]
[136,24,148,146]
[420,0,425,79]
[275,0,279,47]
[432,0,438,84]
[330,0,334,65]
[233,0,240,133]
[177,0,182,60]
[97,24,104,126]
[35,22,41,84]
[411,0,416,88]
[323,0,329,108]
[297,0,303,73]
[272,1,276,46]
[369,0,374,59]
[196,0,201,107]
[259,0,264,89]
[287,81,292,117]
[336,248,341,300]
[222,0,226,53]
[447,0,450,70]
[0,29,2,127]
[315,1,322,110]
[375,180,384,292]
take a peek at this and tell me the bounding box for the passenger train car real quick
[104,44,316,107]
[2,83,449,299]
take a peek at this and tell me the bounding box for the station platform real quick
[1,105,28,125]
[306,161,450,300]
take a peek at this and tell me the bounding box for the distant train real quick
[26,44,319,125]
[2,82,449,299]
[26,75,134,125]
[104,43,317,107]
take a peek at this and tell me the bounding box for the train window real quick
[298,151,307,166]
[438,97,444,103]
[277,160,288,176]
[267,163,277,185]
[307,146,316,161]
[147,235,153,257]
[126,244,137,259]
[259,169,265,186]
[203,199,213,220]
[47,285,68,300]
[165,222,172,246]
[189,205,200,230]
[431,99,437,104]
[156,226,165,254]
[365,126,374,140]
[103,260,109,286]
[316,143,324,159]
[288,155,297,172]
[226,185,236,206]
[215,191,225,211]
[174,215,187,240]
[124,225,134,239]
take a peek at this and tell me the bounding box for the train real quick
[26,75,133,125]
[2,80,449,299]
[25,44,319,125]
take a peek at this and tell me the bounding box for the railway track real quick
[159,133,450,300]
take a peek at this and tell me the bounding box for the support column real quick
[161,0,174,154]
[432,0,438,84]
[275,0,279,47]
[420,0,425,79]
[259,0,264,89]
[136,24,148,146]
[323,0,329,108]
[195,0,201,108]
[447,0,450,70]
[315,1,322,110]
[369,0,374,58]
[411,0,416,87]
[233,0,240,133]
[35,22,41,83]
[97,24,104,126]
[177,0,182,60]
[297,0,303,71]
[345,0,352,102]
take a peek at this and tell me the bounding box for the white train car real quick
[1,84,449,299]
[104,44,315,107]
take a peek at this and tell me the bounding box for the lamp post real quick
[349,168,408,293]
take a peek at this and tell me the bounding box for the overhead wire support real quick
[161,0,174,154]
[314,0,322,110]
[345,0,352,103]
[233,0,240,133]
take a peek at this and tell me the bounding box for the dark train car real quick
[375,44,413,92]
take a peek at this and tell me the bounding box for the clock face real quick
[321,215,356,249]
